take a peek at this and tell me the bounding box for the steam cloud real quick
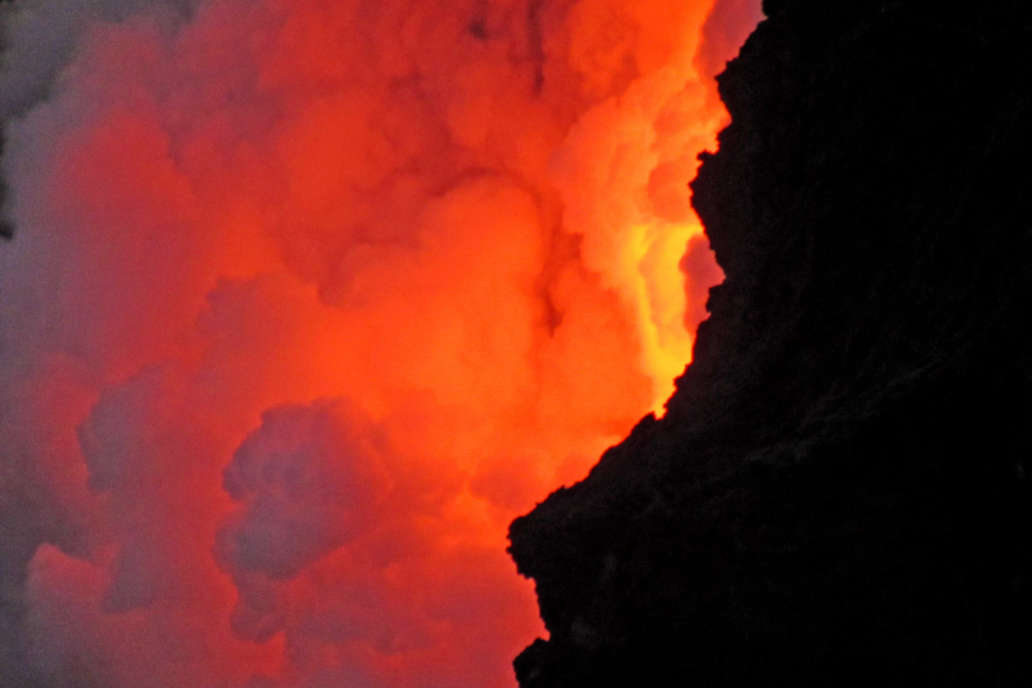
[0,0,762,686]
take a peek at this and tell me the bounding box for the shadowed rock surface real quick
[509,1,1032,685]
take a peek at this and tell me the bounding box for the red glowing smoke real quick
[0,1,762,686]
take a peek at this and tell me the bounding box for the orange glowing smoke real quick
[0,1,761,686]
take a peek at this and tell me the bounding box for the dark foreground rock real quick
[509,2,1032,685]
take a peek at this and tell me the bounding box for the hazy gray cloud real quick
[1,0,197,118]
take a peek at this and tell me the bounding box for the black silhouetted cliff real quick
[509,2,1032,685]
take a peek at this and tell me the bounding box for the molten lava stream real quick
[0,0,761,686]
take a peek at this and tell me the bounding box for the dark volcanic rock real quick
[509,2,1032,686]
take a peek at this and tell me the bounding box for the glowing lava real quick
[0,1,762,686]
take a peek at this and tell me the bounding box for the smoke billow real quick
[0,0,762,686]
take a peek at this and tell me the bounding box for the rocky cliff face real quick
[509,2,1032,685]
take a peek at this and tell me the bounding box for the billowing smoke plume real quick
[0,1,762,686]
